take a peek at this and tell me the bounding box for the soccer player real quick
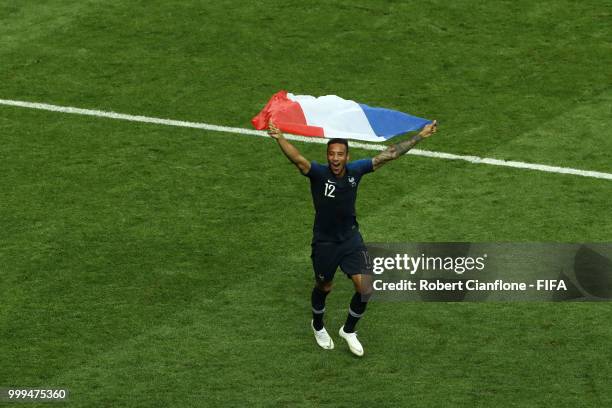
[267,120,437,356]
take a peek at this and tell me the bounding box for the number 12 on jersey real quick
[324,182,336,198]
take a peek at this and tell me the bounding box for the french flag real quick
[252,90,432,142]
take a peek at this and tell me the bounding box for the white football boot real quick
[311,321,334,350]
[339,326,364,357]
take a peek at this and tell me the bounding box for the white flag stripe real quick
[287,93,378,139]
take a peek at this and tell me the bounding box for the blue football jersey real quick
[304,159,373,242]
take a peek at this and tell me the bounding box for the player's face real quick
[327,143,349,177]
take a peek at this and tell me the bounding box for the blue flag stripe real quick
[359,104,432,139]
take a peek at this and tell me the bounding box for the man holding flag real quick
[267,117,437,357]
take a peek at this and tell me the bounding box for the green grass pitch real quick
[1,1,611,406]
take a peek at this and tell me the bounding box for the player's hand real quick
[267,121,283,139]
[418,120,438,138]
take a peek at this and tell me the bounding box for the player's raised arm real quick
[268,121,311,175]
[372,120,438,171]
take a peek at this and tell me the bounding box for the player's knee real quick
[316,281,333,293]
[355,279,373,299]
[353,278,373,299]
[359,285,373,301]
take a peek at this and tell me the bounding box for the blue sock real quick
[344,292,368,333]
[311,286,329,331]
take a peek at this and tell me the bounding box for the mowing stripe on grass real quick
[1,98,611,181]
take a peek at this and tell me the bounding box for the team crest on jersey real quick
[348,176,356,187]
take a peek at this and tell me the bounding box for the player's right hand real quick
[267,121,283,139]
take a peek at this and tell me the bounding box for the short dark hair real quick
[327,138,349,153]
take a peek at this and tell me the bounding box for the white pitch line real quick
[1,98,611,181]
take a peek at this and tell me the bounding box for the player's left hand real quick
[419,120,438,138]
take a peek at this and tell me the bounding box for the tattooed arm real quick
[372,120,438,170]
